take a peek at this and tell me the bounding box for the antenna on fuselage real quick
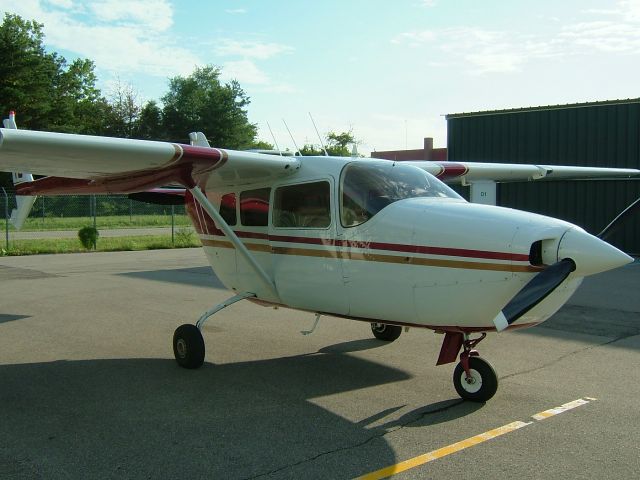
[265,121,282,156]
[308,112,329,156]
[282,119,302,156]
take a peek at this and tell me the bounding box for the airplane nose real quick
[558,227,633,276]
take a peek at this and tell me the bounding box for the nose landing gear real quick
[452,333,498,402]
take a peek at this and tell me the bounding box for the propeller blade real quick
[493,258,576,331]
[597,197,640,241]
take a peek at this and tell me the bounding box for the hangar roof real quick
[446,98,640,119]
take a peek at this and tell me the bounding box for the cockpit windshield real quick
[340,161,463,227]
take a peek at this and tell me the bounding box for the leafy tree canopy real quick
[0,13,109,134]
[300,130,358,156]
[161,66,257,148]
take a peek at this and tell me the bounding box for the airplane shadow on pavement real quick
[118,266,225,289]
[317,338,390,354]
[0,351,481,479]
[0,314,30,325]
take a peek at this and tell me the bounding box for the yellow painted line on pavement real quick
[355,397,595,480]
[532,397,595,421]
[355,421,531,480]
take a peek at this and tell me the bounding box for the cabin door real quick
[269,178,348,314]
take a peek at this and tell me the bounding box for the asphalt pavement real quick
[0,249,638,479]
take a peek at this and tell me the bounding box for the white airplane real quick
[1,111,638,402]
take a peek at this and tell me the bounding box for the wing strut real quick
[189,186,280,300]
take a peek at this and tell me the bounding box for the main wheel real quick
[370,323,402,342]
[173,324,205,369]
[453,356,498,402]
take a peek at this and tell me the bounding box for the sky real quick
[1,0,639,155]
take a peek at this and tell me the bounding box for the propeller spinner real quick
[493,226,633,331]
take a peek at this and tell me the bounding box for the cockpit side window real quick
[240,188,271,226]
[273,181,331,228]
[219,193,237,226]
[340,161,462,227]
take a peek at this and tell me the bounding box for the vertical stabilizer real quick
[2,110,17,129]
[189,131,211,147]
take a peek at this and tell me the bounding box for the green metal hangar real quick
[446,99,640,255]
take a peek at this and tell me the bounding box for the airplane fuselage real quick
[185,157,610,332]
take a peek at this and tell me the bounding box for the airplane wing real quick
[407,161,640,183]
[0,128,301,195]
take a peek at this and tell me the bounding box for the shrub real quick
[175,228,194,246]
[78,226,99,249]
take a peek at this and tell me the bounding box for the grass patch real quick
[1,233,201,256]
[10,214,192,231]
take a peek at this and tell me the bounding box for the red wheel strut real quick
[460,332,486,380]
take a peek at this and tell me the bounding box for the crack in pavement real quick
[242,399,465,480]
[500,334,633,382]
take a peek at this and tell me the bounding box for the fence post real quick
[41,195,45,225]
[2,187,8,250]
[92,195,97,250]
[171,204,175,245]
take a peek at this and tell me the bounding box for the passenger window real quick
[240,188,271,226]
[274,181,331,228]
[219,193,237,225]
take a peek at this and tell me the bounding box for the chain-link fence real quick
[1,188,193,251]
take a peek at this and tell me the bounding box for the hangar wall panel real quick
[447,100,640,254]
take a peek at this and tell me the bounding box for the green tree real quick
[326,130,357,156]
[299,143,324,156]
[0,14,109,134]
[0,14,59,129]
[299,130,358,156]
[135,100,163,140]
[107,79,141,138]
[53,58,112,135]
[161,66,257,147]
[248,139,275,150]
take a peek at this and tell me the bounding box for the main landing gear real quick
[173,324,205,369]
[172,292,255,369]
[452,333,498,402]
[370,323,403,342]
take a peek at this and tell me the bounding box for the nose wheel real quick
[453,356,498,402]
[447,332,498,402]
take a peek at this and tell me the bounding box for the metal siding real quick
[447,101,640,254]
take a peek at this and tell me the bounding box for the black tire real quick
[370,323,402,342]
[173,324,205,369]
[453,356,498,402]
